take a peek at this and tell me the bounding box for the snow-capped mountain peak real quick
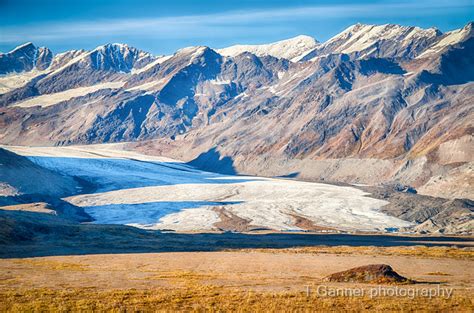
[217,35,319,62]
[297,23,444,61]
[325,23,440,54]
[417,22,473,58]
[9,42,36,53]
[176,46,209,56]
[0,42,53,73]
[78,43,154,72]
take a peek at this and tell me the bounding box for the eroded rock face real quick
[325,264,413,284]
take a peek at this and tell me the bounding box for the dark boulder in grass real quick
[325,264,414,284]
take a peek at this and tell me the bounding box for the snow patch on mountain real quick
[12,81,125,108]
[126,78,167,92]
[0,70,46,94]
[209,78,231,85]
[131,55,172,74]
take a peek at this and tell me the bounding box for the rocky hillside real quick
[0,147,93,224]
[0,22,472,200]
[0,148,79,199]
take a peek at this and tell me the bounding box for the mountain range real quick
[0,22,473,201]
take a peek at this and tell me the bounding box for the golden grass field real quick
[2,285,473,312]
[236,245,474,259]
[1,246,473,312]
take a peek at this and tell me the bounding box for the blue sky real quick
[1,0,473,55]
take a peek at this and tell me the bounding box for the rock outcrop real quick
[325,264,413,284]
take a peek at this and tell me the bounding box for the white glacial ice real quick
[5,145,413,232]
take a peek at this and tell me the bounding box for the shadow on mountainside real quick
[0,209,472,258]
[84,200,243,225]
[276,172,300,178]
[187,147,237,175]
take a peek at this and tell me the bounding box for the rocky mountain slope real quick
[0,148,79,199]
[0,147,93,223]
[0,22,472,201]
